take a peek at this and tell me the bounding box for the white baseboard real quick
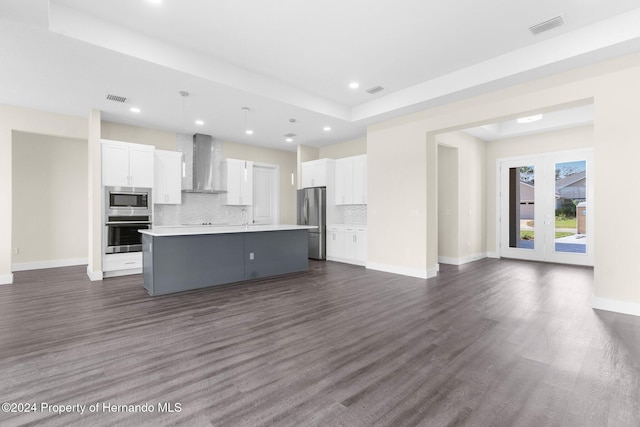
[0,273,14,285]
[87,266,104,281]
[326,256,366,266]
[486,252,500,259]
[438,253,488,266]
[366,262,430,280]
[427,264,440,279]
[592,297,640,317]
[12,258,88,272]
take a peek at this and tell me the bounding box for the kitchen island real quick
[140,225,316,296]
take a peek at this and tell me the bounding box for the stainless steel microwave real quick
[105,186,151,215]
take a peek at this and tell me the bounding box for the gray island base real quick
[140,225,315,296]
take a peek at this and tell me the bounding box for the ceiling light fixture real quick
[516,114,543,124]
[323,126,331,132]
[147,0,162,5]
[195,120,204,126]
[241,107,253,135]
[285,118,296,143]
[130,107,141,113]
[349,82,359,89]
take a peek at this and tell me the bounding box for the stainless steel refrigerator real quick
[297,187,326,260]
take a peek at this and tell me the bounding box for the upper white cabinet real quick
[154,150,182,205]
[102,140,154,188]
[226,158,254,205]
[335,155,367,205]
[301,159,334,188]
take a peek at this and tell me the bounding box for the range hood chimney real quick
[183,133,226,193]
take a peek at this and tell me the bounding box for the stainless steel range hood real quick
[182,133,226,193]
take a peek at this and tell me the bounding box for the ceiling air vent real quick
[366,85,384,94]
[529,15,564,35]
[284,133,296,138]
[106,94,127,103]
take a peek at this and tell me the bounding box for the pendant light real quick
[242,107,253,135]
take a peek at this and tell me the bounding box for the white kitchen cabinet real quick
[352,155,367,205]
[154,150,182,204]
[355,227,367,264]
[335,158,353,204]
[327,225,346,259]
[335,155,367,205]
[301,159,334,188]
[102,140,154,188]
[103,252,142,277]
[326,224,366,266]
[226,158,254,205]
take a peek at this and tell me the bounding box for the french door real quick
[499,149,593,266]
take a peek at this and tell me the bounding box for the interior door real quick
[499,149,593,266]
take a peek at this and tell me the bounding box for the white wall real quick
[0,104,87,284]
[366,52,640,315]
[12,132,88,269]
[437,145,459,260]
[318,137,366,159]
[436,131,487,264]
[101,121,176,150]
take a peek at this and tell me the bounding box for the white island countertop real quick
[140,224,318,237]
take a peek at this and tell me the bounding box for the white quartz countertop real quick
[140,224,318,237]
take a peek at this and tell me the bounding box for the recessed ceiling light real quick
[516,114,543,124]
[349,82,359,89]
[285,138,293,143]
[323,126,331,132]
[195,120,204,126]
[245,129,254,135]
[130,107,141,113]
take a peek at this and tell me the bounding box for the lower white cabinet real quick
[326,224,366,266]
[103,252,142,277]
[327,226,346,259]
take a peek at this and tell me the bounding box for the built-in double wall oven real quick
[104,187,152,254]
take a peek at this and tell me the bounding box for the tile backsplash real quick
[338,205,367,225]
[154,193,246,226]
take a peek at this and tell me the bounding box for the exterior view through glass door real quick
[499,149,593,266]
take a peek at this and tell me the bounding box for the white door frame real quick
[252,162,280,225]
[497,148,594,266]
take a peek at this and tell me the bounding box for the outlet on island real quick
[249,252,254,260]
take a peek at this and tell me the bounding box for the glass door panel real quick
[545,151,593,266]
[508,165,536,250]
[553,160,587,254]
[500,157,544,262]
[500,150,593,266]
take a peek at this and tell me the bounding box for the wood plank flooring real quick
[1,259,639,426]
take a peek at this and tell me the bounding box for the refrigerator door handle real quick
[304,196,309,224]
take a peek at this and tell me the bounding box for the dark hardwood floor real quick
[1,259,639,426]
